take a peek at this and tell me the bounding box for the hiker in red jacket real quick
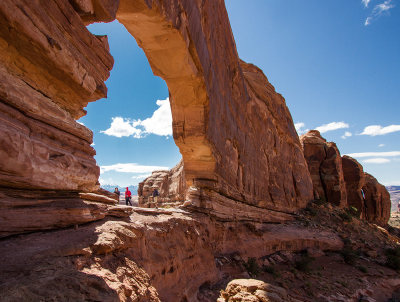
[125,187,132,206]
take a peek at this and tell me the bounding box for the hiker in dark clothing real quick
[114,187,120,204]
[152,188,159,208]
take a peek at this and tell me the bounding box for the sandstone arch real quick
[0,0,313,236]
[115,0,313,219]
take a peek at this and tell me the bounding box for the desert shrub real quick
[349,206,359,217]
[305,205,317,217]
[357,265,368,273]
[244,257,260,276]
[385,247,400,270]
[263,265,277,276]
[338,211,352,222]
[295,253,314,273]
[340,246,359,265]
[313,198,326,206]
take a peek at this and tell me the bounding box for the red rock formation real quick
[117,0,313,218]
[0,0,114,191]
[300,130,347,207]
[363,173,391,225]
[342,156,391,225]
[301,132,390,225]
[342,156,367,217]
[0,0,314,236]
[218,279,292,302]
[138,160,185,207]
[0,209,343,301]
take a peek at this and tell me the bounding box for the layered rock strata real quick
[0,209,343,301]
[0,0,118,236]
[0,0,114,191]
[0,0,315,236]
[300,130,347,207]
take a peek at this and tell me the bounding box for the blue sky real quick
[80,0,400,188]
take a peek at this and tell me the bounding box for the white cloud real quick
[131,173,151,180]
[101,98,172,138]
[360,124,400,136]
[294,122,309,135]
[346,151,400,158]
[139,98,172,136]
[315,121,349,134]
[378,144,385,147]
[384,180,400,186]
[362,0,372,8]
[295,122,305,131]
[341,131,353,139]
[100,163,169,174]
[100,117,142,138]
[365,0,395,26]
[362,158,390,164]
[77,121,85,126]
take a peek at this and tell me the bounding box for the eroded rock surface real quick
[138,160,185,207]
[342,156,391,225]
[117,0,313,217]
[300,131,390,225]
[0,209,344,302]
[300,130,347,207]
[218,279,293,302]
[363,173,391,225]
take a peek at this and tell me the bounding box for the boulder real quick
[218,279,292,302]
[300,130,347,207]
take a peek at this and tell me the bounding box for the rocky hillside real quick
[1,200,399,302]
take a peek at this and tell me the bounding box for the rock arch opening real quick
[81,19,181,203]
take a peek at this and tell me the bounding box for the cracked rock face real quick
[342,156,391,225]
[117,0,313,216]
[300,130,347,208]
[0,0,314,235]
[300,131,390,225]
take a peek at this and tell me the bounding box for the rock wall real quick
[0,208,343,302]
[362,173,391,225]
[0,0,114,191]
[0,0,118,236]
[342,155,366,216]
[138,160,185,207]
[117,0,313,218]
[300,130,347,207]
[300,131,390,225]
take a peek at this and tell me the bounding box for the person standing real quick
[114,187,120,204]
[125,187,132,206]
[152,188,159,208]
